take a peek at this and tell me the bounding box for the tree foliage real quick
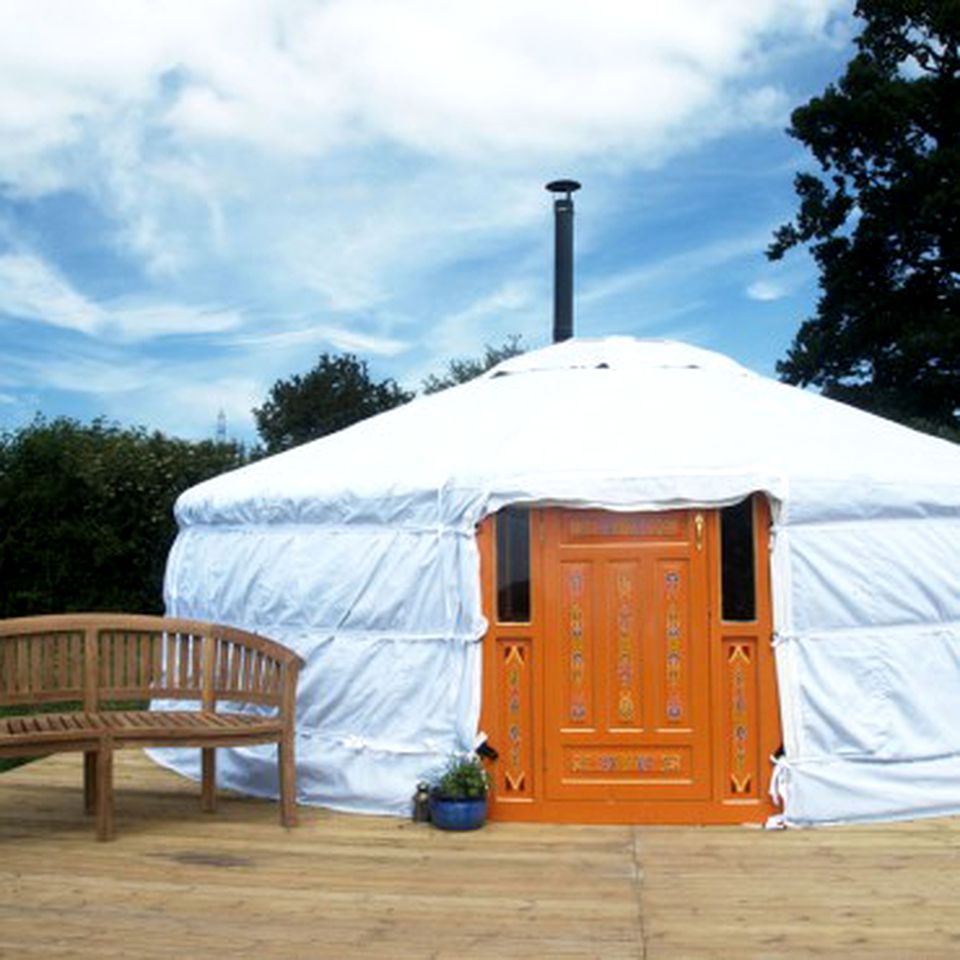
[253,353,413,453]
[770,0,959,439]
[421,335,526,394]
[0,417,247,617]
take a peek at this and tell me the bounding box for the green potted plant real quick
[429,753,490,831]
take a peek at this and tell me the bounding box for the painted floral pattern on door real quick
[612,565,639,726]
[565,566,589,724]
[662,566,686,725]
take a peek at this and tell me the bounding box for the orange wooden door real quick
[478,497,781,824]
[541,508,712,802]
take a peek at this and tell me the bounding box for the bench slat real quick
[228,641,242,693]
[191,635,202,691]
[151,631,163,689]
[138,634,150,688]
[216,638,229,693]
[29,638,42,695]
[242,645,254,694]
[177,634,189,690]
[111,632,123,688]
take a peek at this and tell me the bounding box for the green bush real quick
[0,417,249,617]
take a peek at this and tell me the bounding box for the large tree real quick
[253,352,413,453]
[769,0,960,439]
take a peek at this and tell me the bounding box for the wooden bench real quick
[0,613,303,840]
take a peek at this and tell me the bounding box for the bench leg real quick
[278,735,297,828]
[201,748,216,813]
[95,747,114,842]
[83,751,98,814]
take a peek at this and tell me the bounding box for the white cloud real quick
[230,323,408,357]
[0,254,104,334]
[582,231,774,306]
[110,304,243,340]
[4,341,269,439]
[744,258,814,304]
[22,354,156,396]
[746,279,787,301]
[0,253,244,340]
[0,0,851,318]
[429,280,541,359]
[0,1,848,181]
[447,282,533,326]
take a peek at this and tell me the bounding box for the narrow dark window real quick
[496,506,531,623]
[720,497,756,622]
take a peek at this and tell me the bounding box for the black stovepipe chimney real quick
[546,179,581,343]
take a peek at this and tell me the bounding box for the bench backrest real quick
[0,614,303,714]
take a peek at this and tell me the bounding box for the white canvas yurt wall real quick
[155,337,960,825]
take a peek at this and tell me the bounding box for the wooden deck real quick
[2,752,959,959]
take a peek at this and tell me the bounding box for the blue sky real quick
[0,0,854,443]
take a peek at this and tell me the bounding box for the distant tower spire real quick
[216,409,227,443]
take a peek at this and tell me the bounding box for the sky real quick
[0,0,856,444]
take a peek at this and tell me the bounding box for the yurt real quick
[156,336,960,827]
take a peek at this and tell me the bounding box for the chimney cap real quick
[545,179,581,198]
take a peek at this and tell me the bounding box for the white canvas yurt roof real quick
[158,336,960,825]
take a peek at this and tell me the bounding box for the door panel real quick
[606,559,641,732]
[543,509,711,801]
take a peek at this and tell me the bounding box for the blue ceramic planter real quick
[429,796,487,831]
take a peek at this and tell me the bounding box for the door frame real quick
[477,497,782,824]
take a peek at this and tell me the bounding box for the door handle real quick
[694,513,704,552]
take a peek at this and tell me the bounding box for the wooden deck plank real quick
[2,752,960,959]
